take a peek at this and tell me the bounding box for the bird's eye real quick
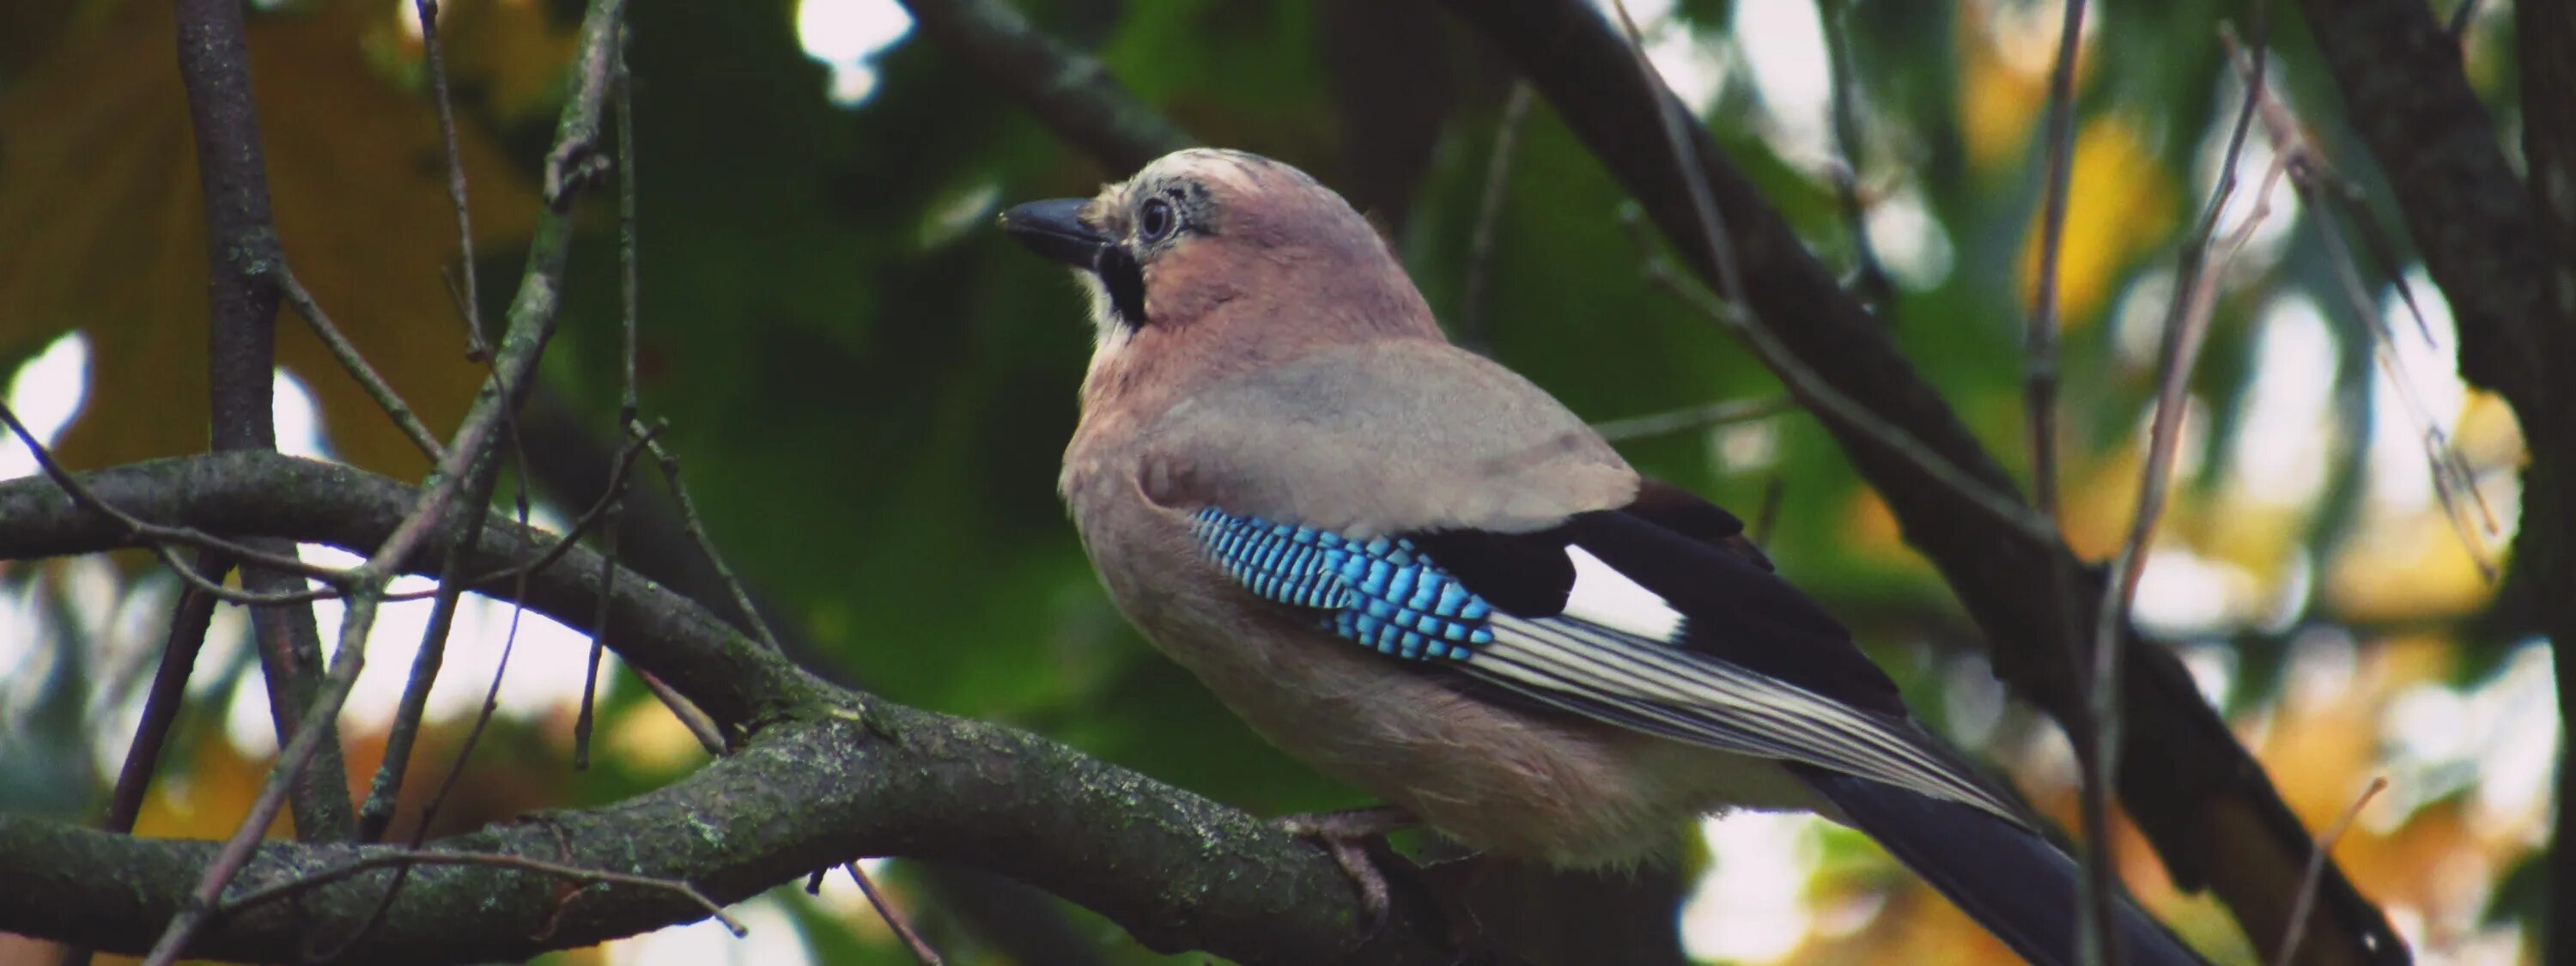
[1137,197,1178,243]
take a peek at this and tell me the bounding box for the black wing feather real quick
[1553,508,1907,717]
[1412,482,1905,718]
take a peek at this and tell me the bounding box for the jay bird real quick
[1003,148,2203,966]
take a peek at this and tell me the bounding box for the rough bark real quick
[0,453,1487,965]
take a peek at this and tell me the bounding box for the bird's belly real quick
[1184,620,1820,866]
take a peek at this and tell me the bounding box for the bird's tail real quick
[1793,768,2208,966]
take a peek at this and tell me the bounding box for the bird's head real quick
[1002,149,1439,399]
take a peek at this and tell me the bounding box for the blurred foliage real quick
[0,0,2549,964]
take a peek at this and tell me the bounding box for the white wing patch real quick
[1560,546,1685,641]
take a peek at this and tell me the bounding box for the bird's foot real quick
[1275,805,1418,931]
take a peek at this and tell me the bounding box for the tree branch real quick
[1443,3,2403,963]
[509,390,1116,958]
[2293,0,2554,410]
[0,453,1479,965]
[2294,0,2576,958]
[2521,3,2576,954]
[0,714,1441,965]
[173,0,355,842]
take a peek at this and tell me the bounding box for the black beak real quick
[1001,198,1110,269]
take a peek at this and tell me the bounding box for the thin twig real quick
[635,428,782,651]
[1457,82,1534,350]
[100,557,231,835]
[567,32,720,769]
[2316,188,2499,551]
[58,553,235,966]
[2086,99,2283,966]
[575,501,620,769]
[160,538,334,605]
[321,470,539,957]
[2024,0,2086,524]
[2324,177,2438,349]
[849,862,944,965]
[1612,212,2058,544]
[2105,149,2284,617]
[2306,197,2498,578]
[2096,15,2273,633]
[2099,39,2285,629]
[137,0,634,958]
[222,848,744,936]
[1816,0,1893,316]
[2275,777,2386,966]
[356,307,539,841]
[2075,16,2275,966]
[279,267,448,463]
[413,0,488,360]
[0,400,347,593]
[580,33,644,767]
[355,448,511,842]
[2177,21,2274,336]
[138,594,377,966]
[326,592,526,951]
[360,422,657,606]
[1606,3,1745,306]
[618,24,642,426]
[1596,8,2059,548]
[2014,3,2106,964]
[455,422,659,593]
[2218,31,2499,581]
[440,439,542,805]
[569,523,613,773]
[1590,395,1794,442]
[636,670,728,756]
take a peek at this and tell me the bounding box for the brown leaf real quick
[0,0,552,478]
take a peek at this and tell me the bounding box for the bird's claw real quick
[1275,805,1417,932]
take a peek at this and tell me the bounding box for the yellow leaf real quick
[606,698,716,777]
[130,729,295,841]
[1842,489,1906,559]
[2324,510,2502,622]
[1957,14,2047,173]
[1956,0,2096,174]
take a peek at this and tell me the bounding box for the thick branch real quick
[2293,0,2555,410]
[0,454,1469,965]
[174,0,354,842]
[2513,6,2576,966]
[175,0,284,451]
[1,453,813,732]
[0,711,1452,964]
[2296,1,2576,959]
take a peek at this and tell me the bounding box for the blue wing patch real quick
[1189,507,1492,660]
